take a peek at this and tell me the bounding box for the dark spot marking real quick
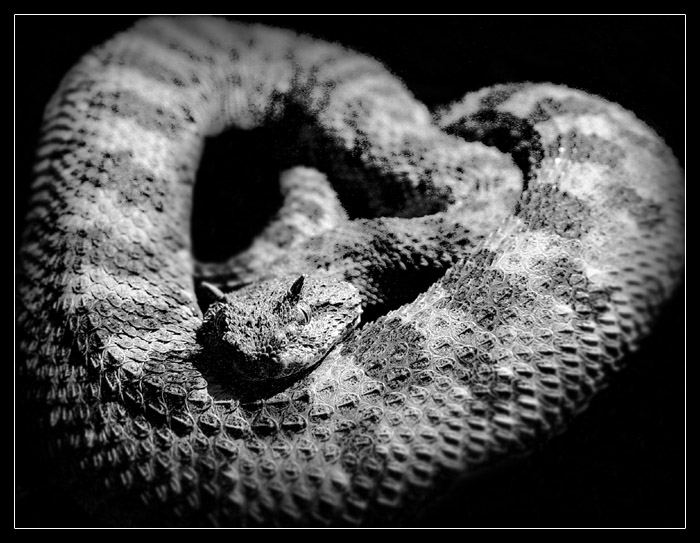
[528,97,564,124]
[479,84,524,109]
[520,184,592,239]
[603,184,666,228]
[445,110,544,187]
[89,89,185,137]
[94,42,189,88]
[290,198,326,224]
[552,131,625,169]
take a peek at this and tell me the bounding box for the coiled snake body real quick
[17,17,684,526]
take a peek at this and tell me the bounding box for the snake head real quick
[199,275,362,382]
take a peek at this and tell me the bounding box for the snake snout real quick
[199,274,362,384]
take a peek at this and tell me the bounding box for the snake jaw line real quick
[199,274,362,383]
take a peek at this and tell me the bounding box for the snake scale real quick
[16,17,684,527]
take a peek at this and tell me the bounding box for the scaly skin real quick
[17,17,684,526]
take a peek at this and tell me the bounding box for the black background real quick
[15,15,685,527]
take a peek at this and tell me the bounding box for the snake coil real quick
[17,17,684,526]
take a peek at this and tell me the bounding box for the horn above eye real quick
[288,275,305,299]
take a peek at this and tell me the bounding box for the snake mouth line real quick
[202,311,361,404]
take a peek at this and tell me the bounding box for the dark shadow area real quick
[190,125,284,263]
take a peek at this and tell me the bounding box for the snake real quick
[16,17,684,526]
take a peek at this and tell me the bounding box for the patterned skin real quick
[16,17,683,526]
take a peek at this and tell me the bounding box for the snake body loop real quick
[17,17,684,526]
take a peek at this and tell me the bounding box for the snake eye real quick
[293,302,312,324]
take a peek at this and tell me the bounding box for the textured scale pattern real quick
[17,17,684,526]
